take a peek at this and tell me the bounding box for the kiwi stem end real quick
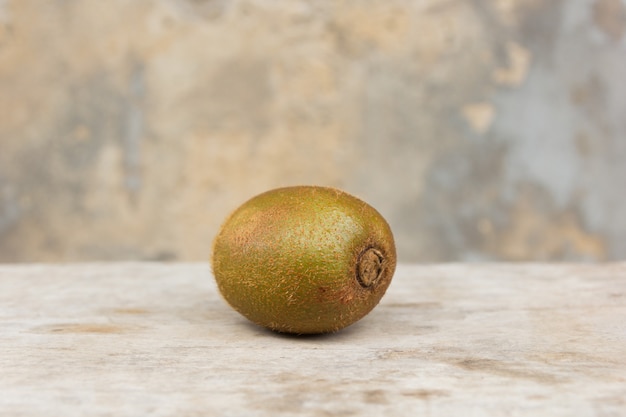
[357,248,384,288]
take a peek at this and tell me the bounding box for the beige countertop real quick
[1,263,625,416]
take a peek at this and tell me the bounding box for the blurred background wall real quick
[0,0,624,263]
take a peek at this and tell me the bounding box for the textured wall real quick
[0,0,625,262]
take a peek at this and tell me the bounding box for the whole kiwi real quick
[211,186,396,334]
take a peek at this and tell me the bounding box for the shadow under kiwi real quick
[239,319,367,341]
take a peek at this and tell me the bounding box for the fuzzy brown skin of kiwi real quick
[211,186,397,335]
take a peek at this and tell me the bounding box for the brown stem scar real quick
[357,248,383,287]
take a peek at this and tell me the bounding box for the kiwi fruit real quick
[211,186,396,335]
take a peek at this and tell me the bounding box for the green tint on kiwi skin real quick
[211,186,397,335]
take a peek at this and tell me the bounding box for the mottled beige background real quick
[0,0,625,263]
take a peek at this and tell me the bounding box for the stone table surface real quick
[1,263,625,416]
